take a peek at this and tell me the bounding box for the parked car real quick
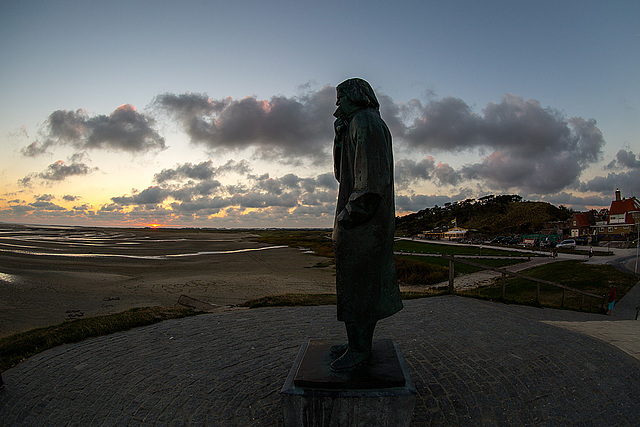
[575,236,588,246]
[556,239,576,250]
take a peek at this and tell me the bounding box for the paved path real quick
[2,295,639,425]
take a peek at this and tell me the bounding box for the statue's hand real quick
[336,209,352,229]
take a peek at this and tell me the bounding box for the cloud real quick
[248,172,337,195]
[579,149,640,196]
[29,201,66,211]
[109,165,339,224]
[35,194,56,201]
[396,194,453,213]
[111,186,171,206]
[38,160,96,181]
[579,170,640,196]
[18,159,97,187]
[154,159,251,183]
[395,157,435,187]
[154,86,336,162]
[390,95,605,193]
[22,104,166,156]
[537,192,611,210]
[605,149,640,170]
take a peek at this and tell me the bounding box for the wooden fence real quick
[442,254,607,310]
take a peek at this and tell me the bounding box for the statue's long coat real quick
[332,107,403,323]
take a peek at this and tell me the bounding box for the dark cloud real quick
[579,149,640,197]
[433,162,462,186]
[154,159,251,183]
[538,192,611,210]
[63,195,80,202]
[111,186,170,206]
[35,194,55,201]
[17,176,32,187]
[169,180,222,202]
[394,157,435,187]
[579,170,640,196]
[22,105,166,156]
[248,172,337,195]
[29,201,66,211]
[394,157,463,187]
[395,94,605,193]
[605,149,640,170]
[395,194,453,213]
[154,87,336,162]
[38,160,96,181]
[170,197,231,214]
[403,97,481,149]
[109,166,339,222]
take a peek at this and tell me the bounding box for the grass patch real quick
[394,240,538,257]
[401,289,449,299]
[395,257,449,285]
[242,293,337,308]
[460,261,637,312]
[396,254,526,280]
[242,289,448,309]
[0,306,200,372]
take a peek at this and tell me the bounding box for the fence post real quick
[448,256,455,294]
[501,272,506,298]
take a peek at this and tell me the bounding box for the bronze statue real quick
[330,78,403,372]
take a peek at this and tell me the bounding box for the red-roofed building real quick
[570,212,595,238]
[596,189,640,240]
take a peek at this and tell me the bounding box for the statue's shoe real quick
[329,349,371,372]
[329,343,348,356]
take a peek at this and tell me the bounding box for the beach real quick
[0,225,336,337]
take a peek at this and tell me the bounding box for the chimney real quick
[615,189,621,201]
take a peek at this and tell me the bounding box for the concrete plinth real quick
[281,339,416,426]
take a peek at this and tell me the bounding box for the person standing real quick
[607,285,616,315]
[330,78,403,371]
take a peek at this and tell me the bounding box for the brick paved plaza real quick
[1,296,639,425]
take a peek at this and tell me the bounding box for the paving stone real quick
[1,296,640,425]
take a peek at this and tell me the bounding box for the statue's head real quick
[335,78,379,120]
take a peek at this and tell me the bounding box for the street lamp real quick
[634,211,639,274]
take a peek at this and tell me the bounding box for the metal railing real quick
[442,254,607,310]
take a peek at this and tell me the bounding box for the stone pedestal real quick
[281,339,416,426]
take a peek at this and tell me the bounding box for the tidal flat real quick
[0,224,335,337]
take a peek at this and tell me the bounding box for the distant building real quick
[421,225,469,240]
[596,189,640,240]
[443,226,468,240]
[422,226,449,240]
[570,212,595,237]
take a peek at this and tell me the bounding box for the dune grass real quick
[0,306,200,372]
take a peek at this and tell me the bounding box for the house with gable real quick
[596,189,640,240]
[570,211,595,238]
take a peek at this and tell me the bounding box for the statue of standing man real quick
[330,78,403,372]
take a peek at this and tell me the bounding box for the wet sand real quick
[0,226,335,337]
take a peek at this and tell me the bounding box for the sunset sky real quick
[1,1,639,228]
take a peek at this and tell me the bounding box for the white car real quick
[556,239,576,250]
